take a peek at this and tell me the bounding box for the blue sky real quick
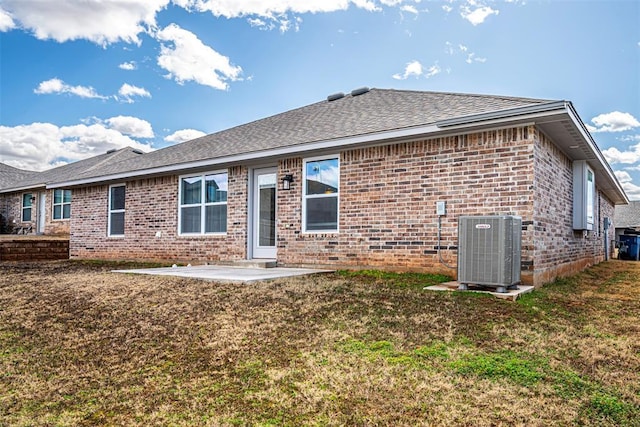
[1,0,639,199]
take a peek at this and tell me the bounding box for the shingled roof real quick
[615,201,640,229]
[0,148,145,193]
[12,87,627,204]
[0,163,37,190]
[62,88,555,182]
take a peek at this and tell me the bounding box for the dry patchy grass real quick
[1,260,639,426]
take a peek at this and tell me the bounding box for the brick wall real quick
[277,127,536,280]
[532,130,616,284]
[70,169,248,262]
[66,124,616,287]
[0,239,69,261]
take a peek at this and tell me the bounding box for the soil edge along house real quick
[3,88,628,286]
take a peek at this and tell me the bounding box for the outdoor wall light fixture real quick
[281,174,294,190]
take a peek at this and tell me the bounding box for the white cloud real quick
[156,24,243,90]
[164,129,207,144]
[587,111,640,133]
[392,60,423,80]
[119,61,137,70]
[466,52,487,63]
[603,143,640,165]
[425,63,441,78]
[393,60,442,80]
[105,116,154,138]
[0,121,153,171]
[34,78,107,99]
[0,7,15,31]
[0,0,168,45]
[400,5,418,15]
[174,0,423,32]
[614,170,640,201]
[442,5,453,13]
[117,83,151,103]
[460,4,499,25]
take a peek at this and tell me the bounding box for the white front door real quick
[252,168,277,259]
[37,192,46,234]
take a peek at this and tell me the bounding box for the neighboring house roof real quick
[0,163,37,190]
[614,200,640,229]
[15,88,628,204]
[0,147,145,193]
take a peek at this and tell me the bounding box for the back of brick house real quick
[8,89,627,287]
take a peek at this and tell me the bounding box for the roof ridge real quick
[369,87,557,104]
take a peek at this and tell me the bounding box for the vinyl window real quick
[53,189,72,220]
[22,193,33,222]
[303,156,339,232]
[108,185,125,236]
[179,172,228,235]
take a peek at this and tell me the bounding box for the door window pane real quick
[258,183,276,246]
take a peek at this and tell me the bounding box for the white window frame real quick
[302,155,340,234]
[178,171,228,236]
[108,184,126,237]
[22,193,33,222]
[52,189,72,220]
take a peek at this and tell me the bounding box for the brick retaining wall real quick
[0,239,69,261]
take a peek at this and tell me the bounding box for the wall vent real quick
[457,215,522,292]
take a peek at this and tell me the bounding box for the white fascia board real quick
[0,183,46,194]
[48,123,443,188]
[435,101,569,128]
[565,103,629,204]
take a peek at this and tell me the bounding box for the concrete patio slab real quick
[112,264,334,283]
[424,281,535,301]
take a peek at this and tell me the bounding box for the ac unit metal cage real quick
[457,215,522,291]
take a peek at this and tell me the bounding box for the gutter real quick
[0,183,46,194]
[46,100,627,205]
[435,100,569,128]
[564,102,629,204]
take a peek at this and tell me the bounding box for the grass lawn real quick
[1,260,639,426]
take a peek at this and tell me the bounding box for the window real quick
[22,193,33,222]
[108,185,125,236]
[53,189,72,220]
[179,172,228,235]
[303,156,339,232]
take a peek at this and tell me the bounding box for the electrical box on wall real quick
[573,160,595,231]
[436,201,446,216]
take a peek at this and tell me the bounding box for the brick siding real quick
[65,125,616,287]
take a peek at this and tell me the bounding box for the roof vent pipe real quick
[351,87,370,97]
[327,92,345,102]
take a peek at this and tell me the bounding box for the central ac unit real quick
[457,215,522,292]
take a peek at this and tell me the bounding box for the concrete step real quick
[215,259,277,269]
